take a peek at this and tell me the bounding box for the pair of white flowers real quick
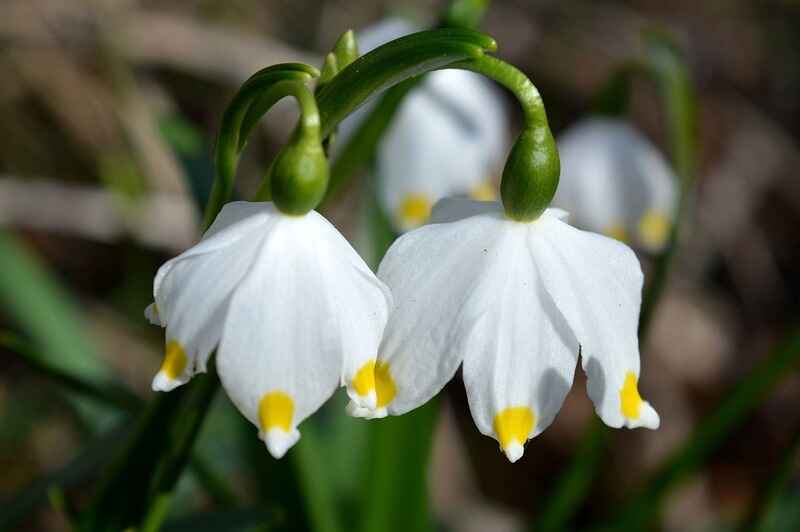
[146,195,659,462]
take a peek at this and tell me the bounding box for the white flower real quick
[350,198,659,462]
[336,18,508,232]
[145,201,391,458]
[553,117,677,252]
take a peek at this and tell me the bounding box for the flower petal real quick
[553,118,677,251]
[369,209,510,417]
[313,215,392,415]
[144,302,163,326]
[151,202,278,391]
[217,212,387,458]
[462,228,578,462]
[530,214,659,429]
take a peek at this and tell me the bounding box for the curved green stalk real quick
[204,64,318,228]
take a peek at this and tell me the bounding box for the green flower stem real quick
[292,427,342,532]
[532,31,696,532]
[359,401,440,532]
[204,64,318,229]
[453,55,546,125]
[452,55,559,220]
[599,331,800,531]
[637,31,697,337]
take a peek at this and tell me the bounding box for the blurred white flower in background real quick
[553,118,677,253]
[350,198,660,463]
[146,201,391,458]
[336,18,508,232]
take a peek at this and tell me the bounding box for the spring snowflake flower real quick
[145,201,391,458]
[350,198,659,462]
[337,18,508,232]
[553,117,677,252]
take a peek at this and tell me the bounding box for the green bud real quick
[500,125,560,222]
[319,53,339,87]
[269,126,329,215]
[333,30,359,70]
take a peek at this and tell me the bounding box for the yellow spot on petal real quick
[352,360,376,397]
[493,407,535,450]
[638,209,671,250]
[161,340,187,379]
[398,193,432,228]
[374,361,396,408]
[604,223,628,243]
[351,360,397,408]
[259,391,294,432]
[620,371,643,419]
[469,181,497,201]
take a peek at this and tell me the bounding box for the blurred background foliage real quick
[1,0,799,531]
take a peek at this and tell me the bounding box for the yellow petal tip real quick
[620,371,643,420]
[159,340,187,380]
[259,391,294,432]
[493,406,535,460]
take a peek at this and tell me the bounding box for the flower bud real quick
[500,125,560,221]
[270,127,329,215]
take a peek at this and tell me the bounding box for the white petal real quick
[151,202,277,391]
[217,212,389,458]
[314,215,392,415]
[369,209,509,417]
[462,227,578,462]
[144,303,163,326]
[553,118,676,249]
[530,214,659,429]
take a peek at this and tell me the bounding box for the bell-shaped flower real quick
[336,18,508,232]
[553,117,677,252]
[146,201,391,458]
[350,198,659,462]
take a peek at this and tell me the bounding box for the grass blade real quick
[600,331,800,530]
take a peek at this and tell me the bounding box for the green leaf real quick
[1,331,140,412]
[600,331,800,531]
[0,231,121,433]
